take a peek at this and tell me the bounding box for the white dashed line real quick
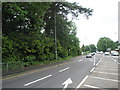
[76,75,89,88]
[59,67,70,73]
[84,84,100,88]
[90,67,95,73]
[24,74,52,86]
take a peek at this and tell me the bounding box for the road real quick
[2,54,110,88]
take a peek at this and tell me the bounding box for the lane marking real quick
[96,68,118,71]
[84,84,100,88]
[78,60,82,62]
[76,75,88,88]
[93,71,118,75]
[98,66,118,69]
[59,67,70,73]
[90,67,95,72]
[89,59,93,61]
[24,74,52,86]
[108,56,118,63]
[96,62,99,66]
[99,56,104,62]
[89,76,120,82]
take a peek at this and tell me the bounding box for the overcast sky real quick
[67,0,119,47]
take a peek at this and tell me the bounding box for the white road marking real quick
[98,66,118,69]
[62,78,73,89]
[24,74,52,86]
[93,71,118,75]
[108,56,118,63]
[114,60,117,62]
[79,60,82,62]
[76,75,88,88]
[90,67,95,72]
[84,84,100,88]
[99,56,104,62]
[89,76,120,82]
[96,62,99,66]
[89,59,93,61]
[96,68,118,71]
[59,67,70,73]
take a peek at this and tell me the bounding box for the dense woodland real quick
[2,2,93,66]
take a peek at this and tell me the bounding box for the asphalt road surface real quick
[2,54,104,88]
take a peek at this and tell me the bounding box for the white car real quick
[104,52,110,55]
[111,51,119,56]
[86,53,92,58]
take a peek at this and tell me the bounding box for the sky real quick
[67,0,119,47]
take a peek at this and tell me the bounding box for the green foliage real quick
[2,2,93,68]
[97,37,117,52]
[89,44,96,52]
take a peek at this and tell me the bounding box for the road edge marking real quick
[90,67,95,73]
[76,75,88,88]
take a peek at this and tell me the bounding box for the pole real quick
[94,54,95,66]
[54,10,57,60]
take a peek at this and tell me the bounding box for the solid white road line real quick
[59,67,70,73]
[89,76,119,82]
[84,84,100,88]
[93,71,118,75]
[90,67,95,73]
[76,75,89,88]
[24,74,52,86]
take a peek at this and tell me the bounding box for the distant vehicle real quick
[86,53,92,58]
[104,52,110,55]
[111,51,119,56]
[91,52,95,56]
[100,51,103,54]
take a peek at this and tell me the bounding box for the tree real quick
[97,37,117,52]
[89,44,96,52]
[2,2,93,66]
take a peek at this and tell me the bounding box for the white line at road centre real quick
[84,84,100,88]
[93,71,118,75]
[89,76,120,82]
[59,67,70,73]
[24,74,52,86]
[76,75,89,88]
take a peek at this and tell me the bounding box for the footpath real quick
[79,55,119,89]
